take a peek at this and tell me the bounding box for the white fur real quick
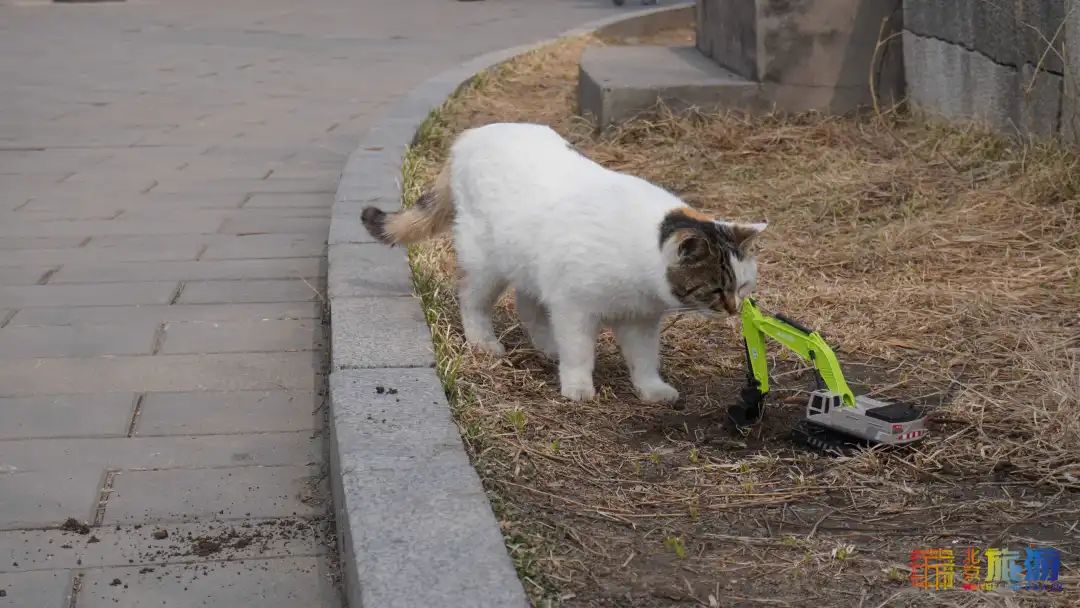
[447,123,744,402]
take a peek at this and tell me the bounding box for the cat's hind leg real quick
[549,305,599,401]
[613,315,679,403]
[514,290,558,359]
[458,266,507,356]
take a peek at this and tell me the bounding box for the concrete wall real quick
[695,0,905,114]
[904,0,1079,140]
[697,0,759,79]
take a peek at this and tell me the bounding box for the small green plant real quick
[688,497,700,520]
[549,440,560,454]
[505,408,527,435]
[885,566,905,583]
[648,452,661,465]
[665,535,687,559]
[688,448,699,463]
[831,543,856,561]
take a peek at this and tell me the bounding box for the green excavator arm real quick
[730,298,856,428]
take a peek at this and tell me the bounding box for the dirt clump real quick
[190,538,222,557]
[60,518,90,534]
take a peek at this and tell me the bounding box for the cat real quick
[362,122,765,403]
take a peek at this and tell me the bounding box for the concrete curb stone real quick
[326,4,693,607]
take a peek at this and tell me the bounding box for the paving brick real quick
[0,265,53,286]
[0,282,178,308]
[0,217,223,238]
[0,148,109,175]
[0,199,26,213]
[0,322,158,358]
[178,279,320,304]
[137,192,249,209]
[0,394,134,439]
[136,390,317,436]
[0,521,326,573]
[0,471,102,529]
[55,172,159,193]
[218,215,330,235]
[245,192,331,208]
[0,352,317,396]
[0,433,319,474]
[0,236,85,251]
[5,208,121,221]
[0,570,73,608]
[0,237,203,266]
[151,177,333,196]
[9,302,320,327]
[327,244,413,298]
[201,234,327,260]
[160,319,321,354]
[77,557,338,608]
[103,465,319,523]
[330,297,434,369]
[114,209,231,224]
[20,197,129,216]
[81,235,206,258]
[233,207,331,218]
[50,258,323,284]
[2,188,120,214]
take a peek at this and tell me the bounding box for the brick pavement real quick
[0,0,621,605]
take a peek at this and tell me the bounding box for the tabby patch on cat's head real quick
[659,208,766,315]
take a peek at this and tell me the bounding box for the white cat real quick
[362,122,765,403]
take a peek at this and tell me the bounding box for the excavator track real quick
[790,419,868,456]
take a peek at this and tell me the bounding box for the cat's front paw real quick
[468,339,505,357]
[636,380,680,403]
[560,380,596,402]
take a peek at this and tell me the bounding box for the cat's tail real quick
[361,163,454,246]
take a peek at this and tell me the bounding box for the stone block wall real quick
[904,0,1078,140]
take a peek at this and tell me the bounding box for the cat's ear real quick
[676,230,711,264]
[720,221,767,251]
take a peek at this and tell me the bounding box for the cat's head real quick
[660,207,766,315]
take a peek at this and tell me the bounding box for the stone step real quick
[578,45,762,128]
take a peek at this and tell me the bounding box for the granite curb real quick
[327,4,693,607]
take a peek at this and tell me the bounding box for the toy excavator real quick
[727,298,928,452]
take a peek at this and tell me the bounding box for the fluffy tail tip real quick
[361,206,391,244]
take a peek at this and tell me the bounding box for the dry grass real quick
[404,31,1080,607]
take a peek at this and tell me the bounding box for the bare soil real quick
[405,28,1079,608]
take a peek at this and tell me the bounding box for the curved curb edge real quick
[326,4,693,607]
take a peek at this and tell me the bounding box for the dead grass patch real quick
[405,33,1079,608]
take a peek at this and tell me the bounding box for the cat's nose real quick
[722,294,739,314]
